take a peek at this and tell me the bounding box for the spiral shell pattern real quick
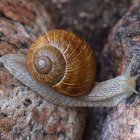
[27,30,96,97]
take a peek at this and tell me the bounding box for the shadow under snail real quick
[0,30,139,107]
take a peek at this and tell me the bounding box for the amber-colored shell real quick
[27,30,96,97]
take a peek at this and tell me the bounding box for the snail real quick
[0,30,139,107]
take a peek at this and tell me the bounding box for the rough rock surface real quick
[0,86,86,139]
[101,3,140,139]
[41,0,132,139]
[0,0,86,139]
[1,0,139,139]
[101,99,140,140]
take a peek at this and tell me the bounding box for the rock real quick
[41,0,135,139]
[101,3,140,139]
[0,86,86,139]
[0,0,86,139]
[41,1,132,139]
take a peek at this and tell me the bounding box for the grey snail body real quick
[0,30,139,107]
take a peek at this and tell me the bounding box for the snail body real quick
[0,30,139,107]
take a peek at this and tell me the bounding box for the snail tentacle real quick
[124,55,136,78]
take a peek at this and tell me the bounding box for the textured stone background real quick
[101,3,140,139]
[0,0,140,140]
[0,0,86,140]
[40,0,133,139]
[41,0,140,139]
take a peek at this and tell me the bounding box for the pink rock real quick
[101,4,140,139]
[0,0,86,139]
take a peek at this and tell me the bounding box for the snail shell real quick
[27,30,96,97]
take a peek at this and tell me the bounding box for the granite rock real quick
[0,0,86,139]
[101,3,140,139]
